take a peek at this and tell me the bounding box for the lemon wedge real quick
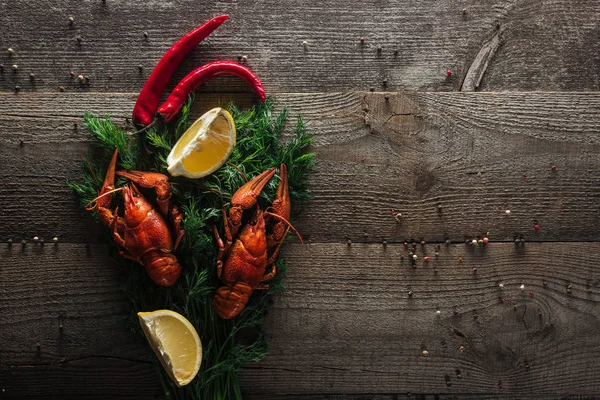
[167,107,236,178]
[137,310,202,387]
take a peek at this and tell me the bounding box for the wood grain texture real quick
[242,242,600,398]
[0,92,598,243]
[0,0,599,94]
[0,243,160,397]
[2,242,600,397]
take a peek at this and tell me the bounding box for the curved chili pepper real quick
[132,15,229,126]
[157,61,267,122]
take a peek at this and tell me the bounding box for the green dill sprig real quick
[69,96,314,399]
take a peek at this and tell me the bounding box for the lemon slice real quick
[167,107,236,178]
[137,310,202,387]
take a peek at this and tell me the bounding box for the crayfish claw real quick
[96,149,119,226]
[231,168,276,210]
[116,170,172,217]
[267,164,291,249]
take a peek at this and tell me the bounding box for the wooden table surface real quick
[1,1,600,398]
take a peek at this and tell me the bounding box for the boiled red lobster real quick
[212,164,298,319]
[88,149,184,286]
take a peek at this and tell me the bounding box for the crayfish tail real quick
[143,251,182,287]
[213,283,252,319]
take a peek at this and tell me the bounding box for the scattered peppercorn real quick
[68,16,74,25]
[12,64,18,71]
[59,86,65,92]
[534,224,540,231]
[69,71,75,77]
[446,69,452,76]
[241,55,248,62]
[8,47,14,55]
[76,35,82,43]
[458,257,463,262]
[29,73,35,80]
[472,267,477,273]
[77,74,84,81]
[424,256,430,262]
[144,31,149,38]
[14,85,20,92]
[53,237,59,243]
[482,237,489,244]
[551,165,557,171]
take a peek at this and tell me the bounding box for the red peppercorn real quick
[404,242,408,247]
[551,165,557,171]
[424,256,431,262]
[472,267,477,272]
[69,71,74,77]
[529,291,534,296]
[446,69,452,76]
[534,224,540,231]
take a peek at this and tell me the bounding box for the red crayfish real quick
[87,149,184,286]
[212,164,299,319]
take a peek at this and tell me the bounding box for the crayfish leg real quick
[170,204,184,251]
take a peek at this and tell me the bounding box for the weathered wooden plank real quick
[1,92,599,243]
[0,243,160,397]
[2,242,600,397]
[245,241,600,397]
[1,359,161,399]
[0,0,599,93]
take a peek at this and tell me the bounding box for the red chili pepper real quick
[157,60,267,122]
[132,15,229,126]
